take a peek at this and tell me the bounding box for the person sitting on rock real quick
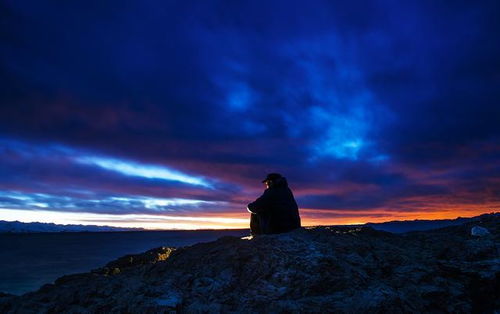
[247,173,301,235]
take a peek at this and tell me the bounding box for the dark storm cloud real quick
[0,0,499,220]
[297,182,451,210]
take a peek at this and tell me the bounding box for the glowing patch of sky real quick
[227,83,252,111]
[0,208,248,230]
[76,156,211,188]
[274,37,386,161]
[309,106,369,160]
[219,81,267,135]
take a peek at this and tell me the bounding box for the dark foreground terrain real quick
[0,214,498,313]
[0,229,248,295]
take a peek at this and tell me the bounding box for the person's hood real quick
[272,177,288,188]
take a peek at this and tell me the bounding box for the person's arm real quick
[247,190,272,214]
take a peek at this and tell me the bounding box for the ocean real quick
[0,229,248,295]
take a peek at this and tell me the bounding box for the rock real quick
[0,213,498,313]
[471,226,490,237]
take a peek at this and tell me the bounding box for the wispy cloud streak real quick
[76,156,212,188]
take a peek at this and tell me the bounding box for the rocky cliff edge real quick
[0,214,498,313]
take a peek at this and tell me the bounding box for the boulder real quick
[471,226,490,237]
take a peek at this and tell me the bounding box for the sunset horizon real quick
[1,207,497,231]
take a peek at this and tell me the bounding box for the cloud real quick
[75,156,212,188]
[0,1,499,227]
[0,190,226,215]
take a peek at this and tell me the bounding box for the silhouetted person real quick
[247,173,301,235]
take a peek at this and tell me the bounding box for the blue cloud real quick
[309,106,369,160]
[75,156,212,188]
[0,190,225,214]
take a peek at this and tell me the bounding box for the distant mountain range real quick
[0,220,144,233]
[366,212,499,233]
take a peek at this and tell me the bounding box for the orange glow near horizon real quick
[0,204,498,230]
[0,208,248,230]
[215,201,499,227]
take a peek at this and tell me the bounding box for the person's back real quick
[247,173,301,234]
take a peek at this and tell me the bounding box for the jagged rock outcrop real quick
[0,214,498,313]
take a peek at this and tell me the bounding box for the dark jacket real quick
[247,177,301,234]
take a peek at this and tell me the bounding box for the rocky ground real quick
[0,214,498,313]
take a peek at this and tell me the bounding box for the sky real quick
[0,0,499,229]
